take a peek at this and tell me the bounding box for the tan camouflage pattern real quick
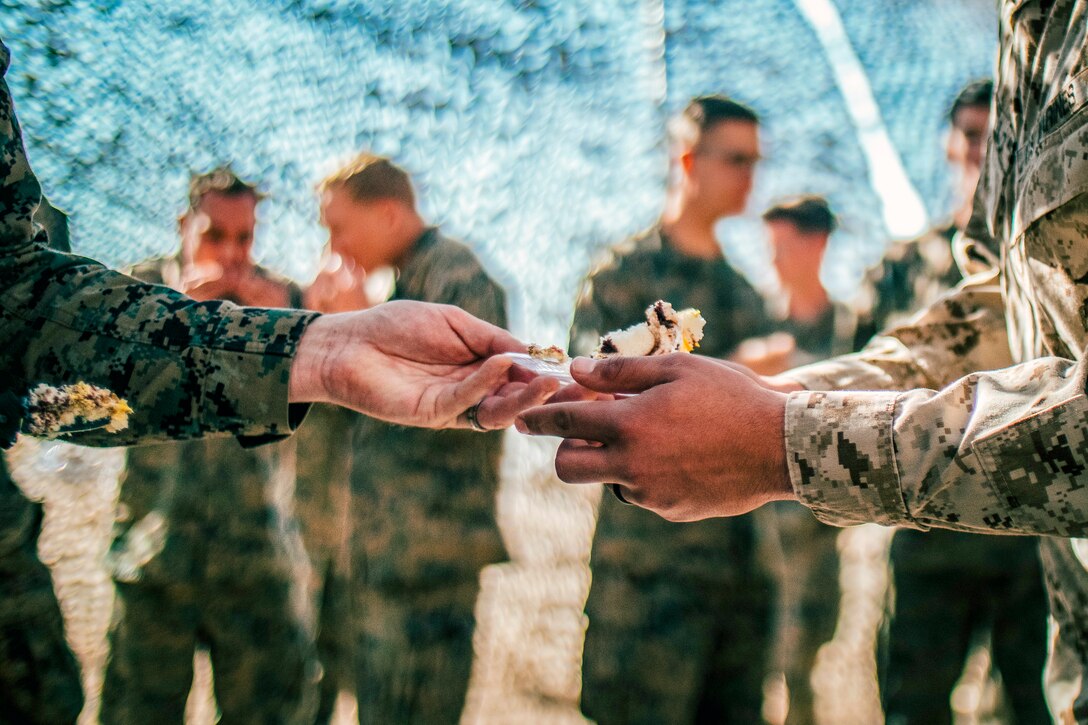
[853,224,962,344]
[349,228,507,724]
[100,257,317,724]
[570,224,776,724]
[290,402,356,722]
[857,203,1048,722]
[778,3,1088,719]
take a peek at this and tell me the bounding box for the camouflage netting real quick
[1,1,998,722]
[3,0,996,324]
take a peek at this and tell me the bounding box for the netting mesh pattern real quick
[4,0,995,324]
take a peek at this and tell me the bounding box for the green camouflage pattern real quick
[291,402,356,723]
[0,45,85,717]
[779,3,1088,719]
[0,43,316,449]
[570,224,776,724]
[350,228,507,724]
[100,257,317,724]
[853,224,961,345]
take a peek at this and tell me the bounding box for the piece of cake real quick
[594,300,705,358]
[527,343,570,364]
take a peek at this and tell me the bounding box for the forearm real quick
[787,351,1088,536]
[781,272,1010,393]
[3,243,318,445]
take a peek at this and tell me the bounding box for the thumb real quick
[569,354,684,394]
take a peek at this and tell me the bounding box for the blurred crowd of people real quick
[8,66,1046,725]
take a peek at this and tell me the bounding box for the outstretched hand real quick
[289,300,559,429]
[515,354,796,521]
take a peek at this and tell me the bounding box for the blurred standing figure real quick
[101,168,317,724]
[569,95,777,724]
[861,80,1049,725]
[285,252,379,723]
[756,196,857,725]
[319,154,508,724]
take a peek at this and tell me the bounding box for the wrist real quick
[289,314,333,403]
[760,391,796,505]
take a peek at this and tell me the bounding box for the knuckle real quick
[553,407,577,435]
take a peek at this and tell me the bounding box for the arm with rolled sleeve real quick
[0,40,317,446]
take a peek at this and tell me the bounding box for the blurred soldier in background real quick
[754,196,858,725]
[286,249,381,722]
[860,79,1049,725]
[319,153,508,724]
[568,95,777,724]
[101,168,318,724]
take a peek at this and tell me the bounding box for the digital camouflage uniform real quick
[100,258,318,725]
[350,227,506,724]
[570,225,777,724]
[766,301,859,725]
[860,224,1048,723]
[291,402,356,723]
[0,39,316,723]
[778,3,1088,721]
[853,224,962,348]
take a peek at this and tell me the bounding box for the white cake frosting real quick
[594,300,705,358]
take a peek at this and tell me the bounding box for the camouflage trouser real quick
[0,464,83,724]
[352,579,480,724]
[101,574,317,725]
[768,503,841,725]
[306,557,352,723]
[292,404,356,724]
[882,530,1049,725]
[581,559,774,724]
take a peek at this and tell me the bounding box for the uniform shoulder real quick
[125,255,175,285]
[253,264,304,305]
[583,227,661,286]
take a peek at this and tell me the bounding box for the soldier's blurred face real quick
[181,191,257,273]
[947,105,990,175]
[685,120,761,219]
[767,220,827,290]
[320,187,397,273]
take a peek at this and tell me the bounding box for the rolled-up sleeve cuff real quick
[785,390,913,528]
[199,307,319,440]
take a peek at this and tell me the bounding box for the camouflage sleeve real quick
[786,351,1088,537]
[0,41,318,446]
[780,269,1012,393]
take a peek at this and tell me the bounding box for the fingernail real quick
[514,416,528,434]
[571,357,596,376]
